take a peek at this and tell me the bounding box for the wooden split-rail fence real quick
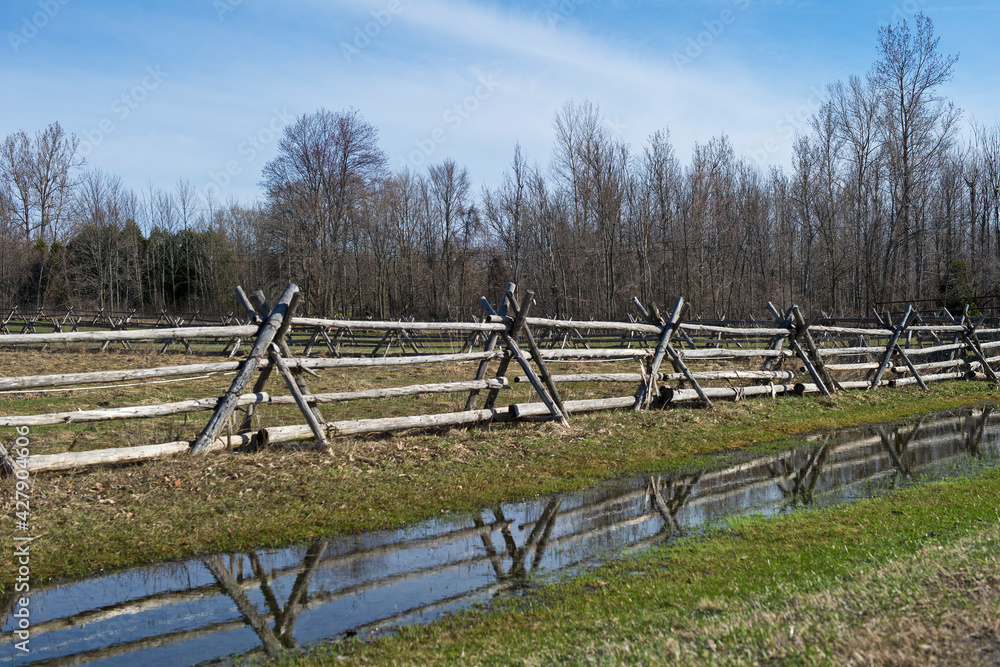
[2,283,999,476]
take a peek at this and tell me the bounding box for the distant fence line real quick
[0,305,241,331]
[5,301,974,356]
[1,283,999,476]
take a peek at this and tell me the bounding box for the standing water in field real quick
[3,406,1000,666]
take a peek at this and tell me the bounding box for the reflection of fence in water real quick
[3,408,998,665]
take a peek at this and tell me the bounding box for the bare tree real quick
[975,123,1000,276]
[262,108,387,315]
[175,178,199,309]
[383,170,424,315]
[144,185,178,309]
[552,100,602,313]
[0,151,30,308]
[0,131,33,243]
[31,123,83,244]
[483,144,529,287]
[68,170,142,309]
[642,129,682,305]
[830,74,884,308]
[0,123,83,305]
[874,13,961,300]
[427,159,473,318]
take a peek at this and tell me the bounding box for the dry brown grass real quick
[668,525,1000,665]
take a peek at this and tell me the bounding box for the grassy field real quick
[2,345,999,591]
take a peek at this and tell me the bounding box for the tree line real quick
[2,15,997,320]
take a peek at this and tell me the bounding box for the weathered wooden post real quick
[235,286,263,325]
[790,306,841,393]
[870,305,915,390]
[235,288,326,444]
[480,290,567,426]
[191,284,299,455]
[269,344,331,454]
[635,297,712,409]
[466,283,516,411]
[760,306,792,373]
[962,316,1000,385]
[769,303,831,398]
[509,290,568,423]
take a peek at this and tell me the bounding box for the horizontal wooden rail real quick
[664,384,798,402]
[291,317,505,332]
[260,397,647,444]
[0,324,258,345]
[0,362,244,391]
[289,352,503,369]
[526,349,652,360]
[269,380,509,405]
[793,372,964,395]
[678,323,790,336]
[818,346,888,357]
[900,343,965,357]
[513,370,796,384]
[0,393,267,427]
[485,314,664,336]
[907,325,966,333]
[678,348,793,359]
[892,359,968,373]
[25,433,253,473]
[825,362,884,371]
[809,325,894,336]
[0,352,506,392]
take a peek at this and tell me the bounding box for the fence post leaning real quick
[791,306,841,393]
[660,299,714,409]
[269,344,331,454]
[962,316,1000,385]
[509,290,569,424]
[634,297,712,409]
[466,283,515,411]
[869,304,914,390]
[476,283,517,410]
[888,319,929,391]
[236,287,270,432]
[190,283,299,455]
[481,292,567,425]
[760,305,793,373]
[769,303,831,398]
[633,303,670,410]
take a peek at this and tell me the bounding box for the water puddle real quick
[3,406,1000,665]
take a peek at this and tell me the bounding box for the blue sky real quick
[2,0,997,206]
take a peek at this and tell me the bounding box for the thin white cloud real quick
[4,0,993,203]
[323,0,791,173]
